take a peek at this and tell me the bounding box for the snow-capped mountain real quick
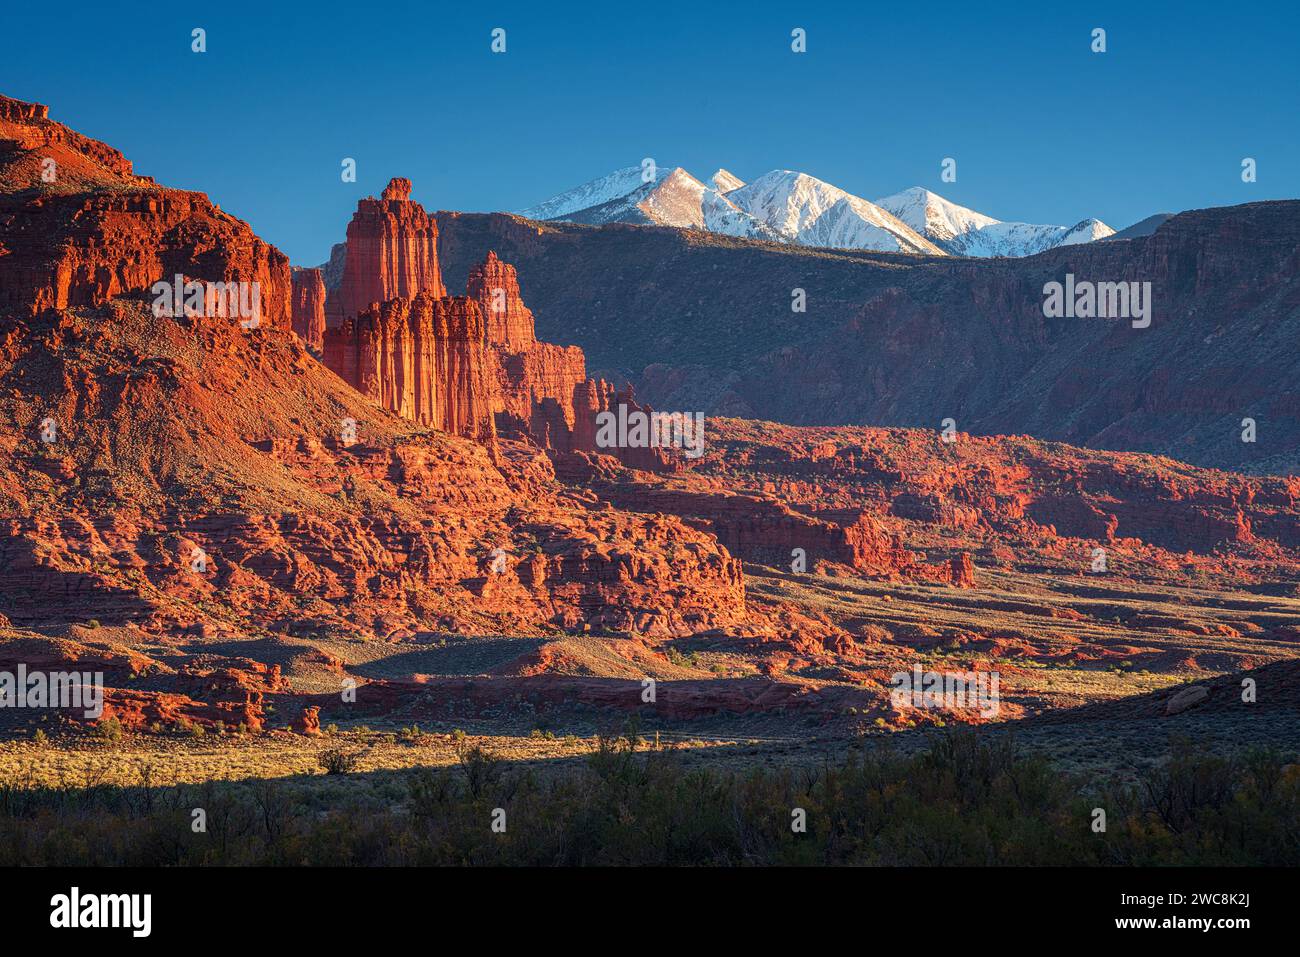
[726,171,944,255]
[522,167,1112,258]
[519,165,659,222]
[874,186,1114,256]
[521,166,941,254]
[522,165,779,241]
[873,187,998,246]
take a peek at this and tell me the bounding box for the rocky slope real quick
[0,95,748,656]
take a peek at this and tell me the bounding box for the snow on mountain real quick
[522,167,1111,258]
[710,168,745,194]
[533,166,778,240]
[874,187,999,245]
[638,168,779,239]
[638,168,713,227]
[875,186,1114,256]
[519,165,663,222]
[1056,219,1116,246]
[726,171,945,255]
[940,217,1115,257]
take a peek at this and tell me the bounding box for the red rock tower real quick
[326,177,447,327]
[291,267,326,351]
[467,250,536,351]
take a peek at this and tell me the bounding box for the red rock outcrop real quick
[554,459,926,578]
[291,267,326,351]
[97,689,266,733]
[564,380,679,471]
[325,177,446,327]
[494,342,588,437]
[291,705,321,735]
[948,552,976,588]
[322,291,497,442]
[693,418,1300,566]
[321,202,676,472]
[0,94,136,179]
[466,250,591,441]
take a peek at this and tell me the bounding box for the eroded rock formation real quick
[291,267,326,351]
[0,94,291,328]
[468,249,536,351]
[325,177,446,327]
[320,183,675,472]
[322,292,497,442]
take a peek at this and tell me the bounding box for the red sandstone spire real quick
[326,177,447,327]
[323,291,496,443]
[291,267,326,352]
[467,249,537,351]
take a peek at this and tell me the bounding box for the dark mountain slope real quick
[435,203,1300,473]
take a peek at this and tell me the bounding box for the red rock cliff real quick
[466,251,587,438]
[322,291,496,442]
[0,95,291,328]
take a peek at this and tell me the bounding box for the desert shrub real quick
[454,741,501,799]
[318,748,359,776]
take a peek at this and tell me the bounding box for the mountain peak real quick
[523,166,1114,259]
[520,164,667,221]
[728,171,945,255]
[710,168,745,193]
[874,187,1000,244]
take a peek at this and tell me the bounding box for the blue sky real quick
[3,0,1296,264]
